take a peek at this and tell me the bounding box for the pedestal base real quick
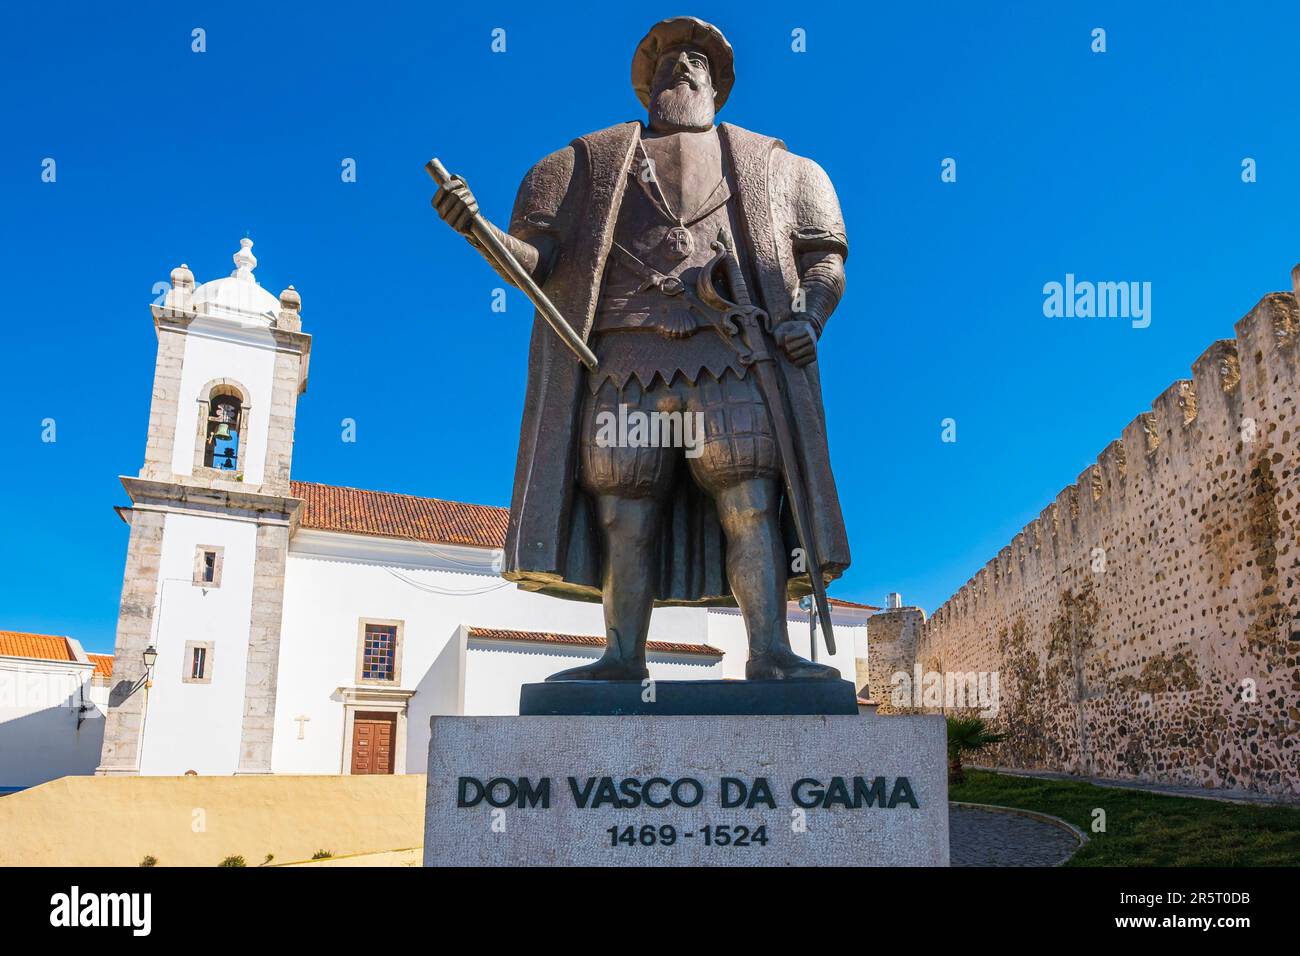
[519,678,859,716]
[424,713,950,866]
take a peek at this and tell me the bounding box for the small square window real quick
[181,641,215,684]
[193,545,224,588]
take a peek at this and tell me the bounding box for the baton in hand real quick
[425,158,599,372]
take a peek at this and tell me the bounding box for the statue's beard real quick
[649,81,716,131]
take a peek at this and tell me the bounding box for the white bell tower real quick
[98,238,311,776]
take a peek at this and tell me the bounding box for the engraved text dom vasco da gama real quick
[457,775,920,810]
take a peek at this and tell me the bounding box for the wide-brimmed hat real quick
[631,16,735,111]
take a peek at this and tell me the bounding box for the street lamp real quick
[142,645,158,688]
[798,595,818,662]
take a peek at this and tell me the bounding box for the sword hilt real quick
[715,228,755,309]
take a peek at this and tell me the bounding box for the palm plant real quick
[946,716,1007,785]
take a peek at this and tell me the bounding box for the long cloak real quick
[500,121,850,606]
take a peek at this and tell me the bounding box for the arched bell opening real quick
[204,394,242,470]
[192,378,252,478]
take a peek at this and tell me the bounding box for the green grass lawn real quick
[948,771,1300,866]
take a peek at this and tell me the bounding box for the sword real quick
[696,228,838,655]
[425,158,599,372]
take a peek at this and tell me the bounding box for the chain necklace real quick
[634,144,730,261]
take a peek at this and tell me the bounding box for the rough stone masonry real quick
[869,264,1300,798]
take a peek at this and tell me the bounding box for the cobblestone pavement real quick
[949,805,1081,866]
[973,766,1300,806]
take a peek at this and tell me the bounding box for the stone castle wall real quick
[881,275,1300,796]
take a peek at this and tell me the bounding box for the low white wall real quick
[0,657,104,789]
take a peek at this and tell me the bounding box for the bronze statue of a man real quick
[432,16,850,682]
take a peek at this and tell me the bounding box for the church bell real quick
[210,397,240,441]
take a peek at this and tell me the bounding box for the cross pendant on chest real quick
[637,147,725,264]
[664,225,694,259]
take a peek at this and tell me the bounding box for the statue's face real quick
[648,46,716,132]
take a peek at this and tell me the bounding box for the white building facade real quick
[93,240,875,779]
[0,633,111,790]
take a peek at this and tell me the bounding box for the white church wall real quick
[137,512,257,775]
[830,623,868,680]
[854,625,870,660]
[461,638,724,716]
[702,610,751,679]
[170,320,278,485]
[704,608,863,680]
[0,657,102,789]
[274,530,722,774]
[87,680,110,712]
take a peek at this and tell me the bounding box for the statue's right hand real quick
[432,176,479,236]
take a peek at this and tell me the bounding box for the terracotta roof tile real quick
[289,484,888,616]
[88,653,114,680]
[467,627,722,658]
[291,480,508,548]
[0,631,75,663]
[827,597,881,611]
[290,483,883,615]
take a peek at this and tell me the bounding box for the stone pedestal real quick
[519,678,860,716]
[424,713,949,867]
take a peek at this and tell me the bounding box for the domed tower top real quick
[187,237,282,324]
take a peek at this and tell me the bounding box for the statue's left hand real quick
[774,320,817,367]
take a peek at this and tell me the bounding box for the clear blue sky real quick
[4,1,1299,654]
